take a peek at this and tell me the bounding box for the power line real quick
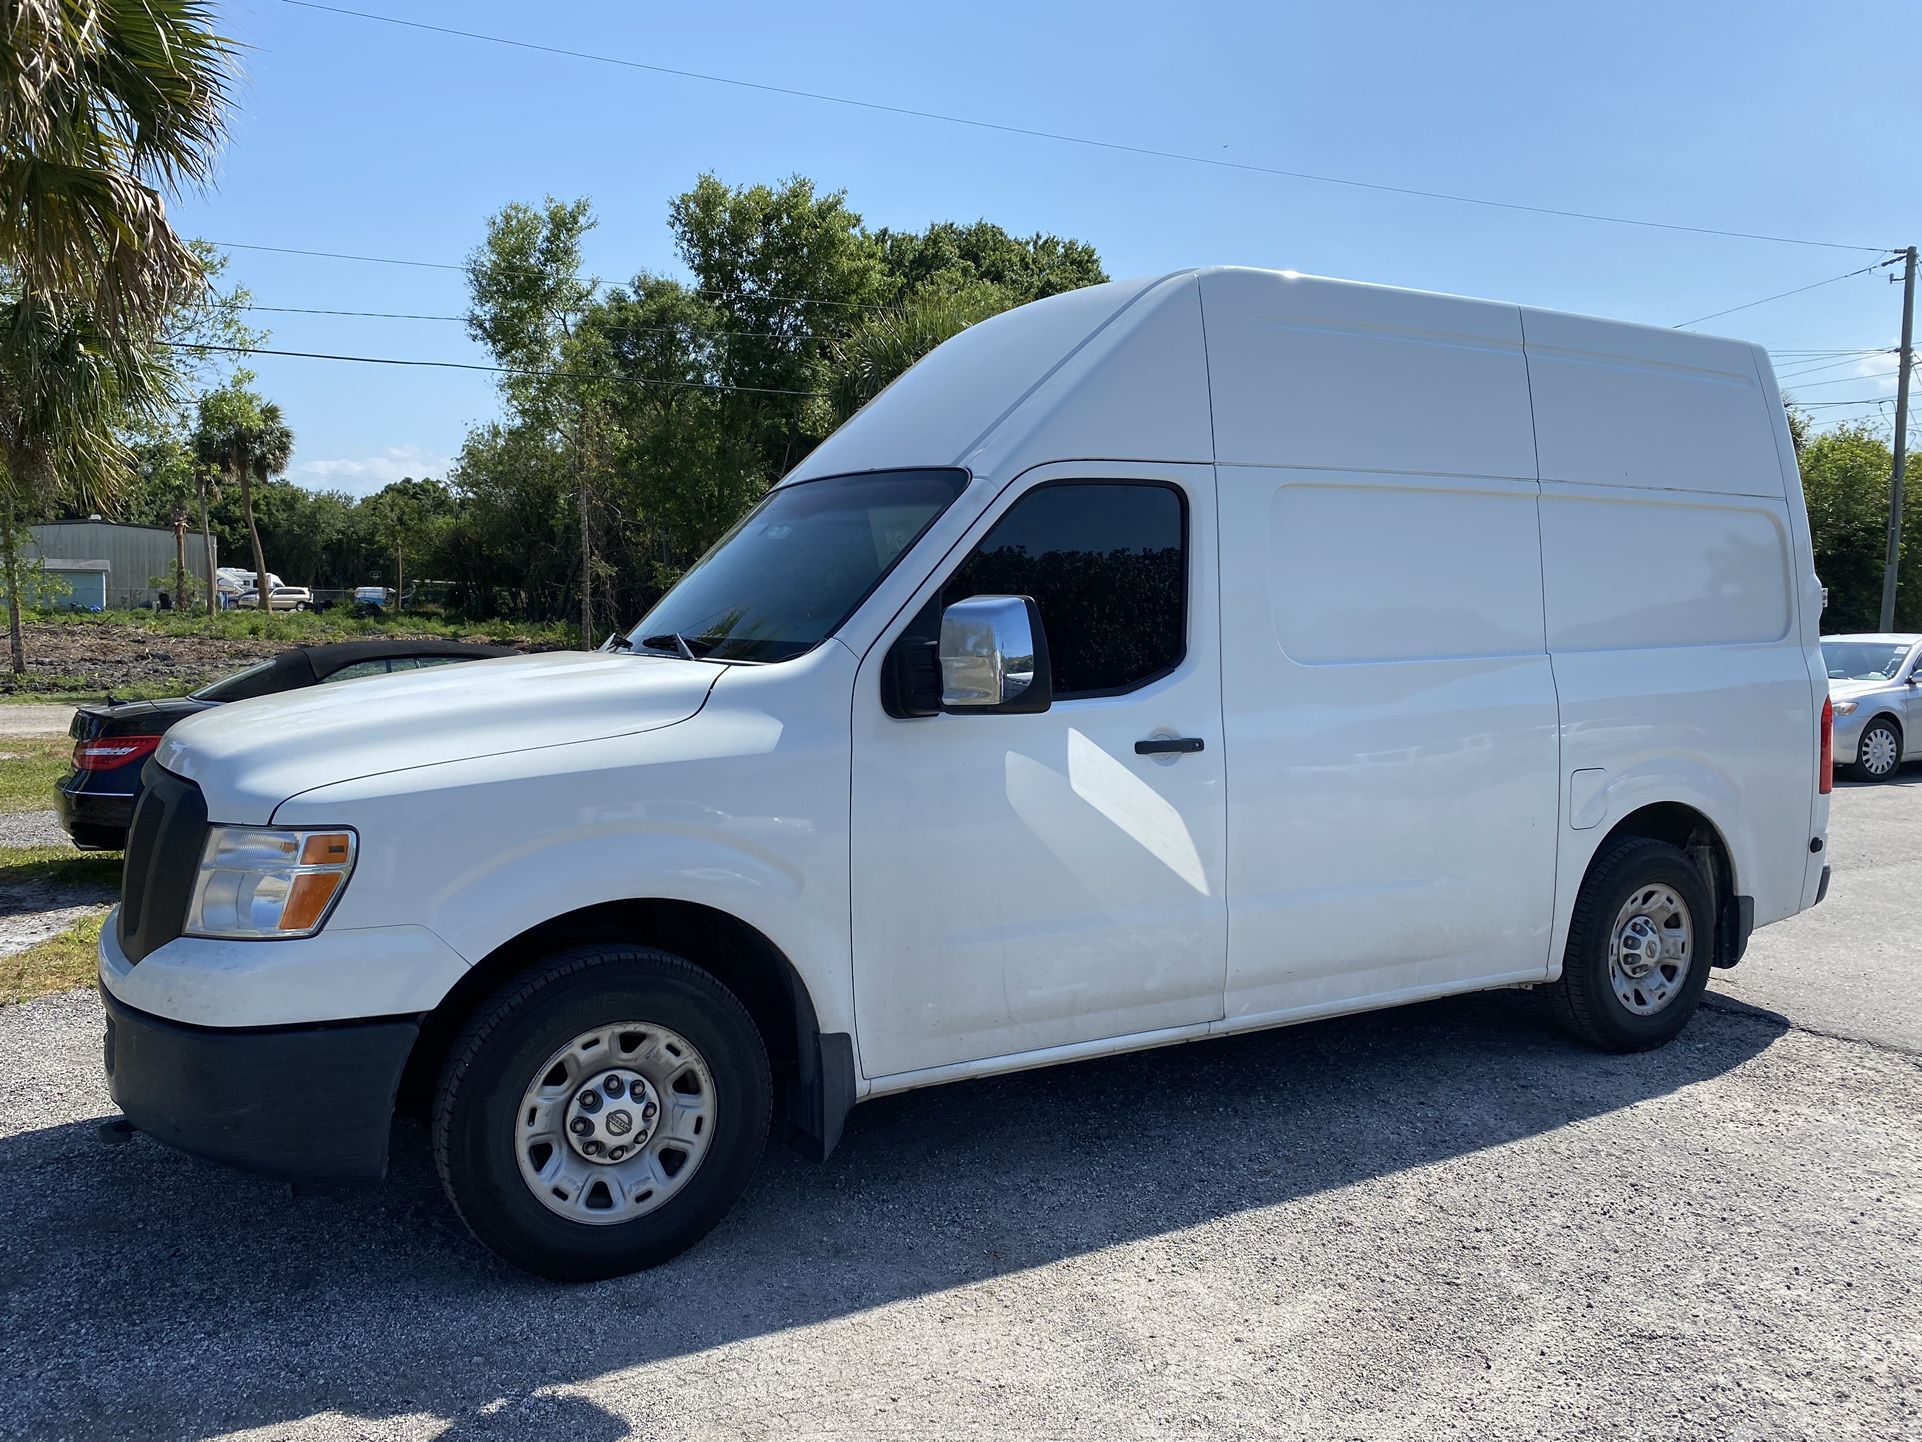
[281,0,1895,256]
[205,237,893,312]
[166,341,827,396]
[1774,349,1896,379]
[1673,262,1889,328]
[1781,369,1901,391]
[241,302,827,344]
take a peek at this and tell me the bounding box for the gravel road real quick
[0,704,76,738]
[0,789,1916,1442]
[0,808,75,849]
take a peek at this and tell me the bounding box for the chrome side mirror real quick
[938,595,1052,714]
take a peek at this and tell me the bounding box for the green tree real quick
[872,219,1106,305]
[467,197,605,646]
[669,174,891,478]
[363,476,454,604]
[1795,417,1922,632]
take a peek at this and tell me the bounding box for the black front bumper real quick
[100,987,418,1182]
[53,783,134,850]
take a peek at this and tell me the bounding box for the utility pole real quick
[1879,245,1916,632]
[172,507,187,610]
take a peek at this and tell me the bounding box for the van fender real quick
[422,824,858,1047]
[1547,759,1754,980]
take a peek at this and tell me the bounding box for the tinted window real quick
[323,660,390,683]
[192,660,275,701]
[413,655,467,668]
[945,482,1185,697]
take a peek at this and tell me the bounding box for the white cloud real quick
[291,444,455,497]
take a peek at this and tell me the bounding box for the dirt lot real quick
[4,620,278,696]
[0,778,1916,1442]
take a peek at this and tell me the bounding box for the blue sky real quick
[174,0,1921,496]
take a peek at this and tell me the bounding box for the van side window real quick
[945,481,1186,698]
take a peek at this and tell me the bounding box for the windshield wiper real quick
[639,631,701,661]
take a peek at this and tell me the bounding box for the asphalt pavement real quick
[0,783,1915,1442]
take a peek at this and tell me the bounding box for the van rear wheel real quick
[432,944,771,1281]
[1547,837,1713,1052]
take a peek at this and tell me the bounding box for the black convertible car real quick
[56,639,516,849]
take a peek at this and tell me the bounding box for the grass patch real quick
[0,844,122,891]
[0,737,73,815]
[4,679,199,704]
[28,608,572,647]
[2,913,105,1005]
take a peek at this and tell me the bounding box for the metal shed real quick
[26,520,218,609]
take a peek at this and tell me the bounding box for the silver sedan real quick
[1824,633,1922,781]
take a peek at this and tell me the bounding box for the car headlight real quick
[186,826,357,939]
[1832,699,1858,717]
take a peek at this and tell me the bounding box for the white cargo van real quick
[100,269,1832,1279]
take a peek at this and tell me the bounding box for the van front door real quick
[850,464,1228,1080]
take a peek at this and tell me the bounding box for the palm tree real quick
[823,281,1013,424]
[0,0,234,669]
[193,386,294,609]
[1,1,234,326]
[0,289,168,671]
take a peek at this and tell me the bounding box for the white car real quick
[233,585,311,612]
[98,268,1830,1281]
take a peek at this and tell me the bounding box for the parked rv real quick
[98,269,1831,1281]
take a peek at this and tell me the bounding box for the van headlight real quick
[1831,700,1858,717]
[186,827,357,939]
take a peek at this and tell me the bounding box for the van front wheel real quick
[1547,837,1713,1052]
[432,944,771,1281]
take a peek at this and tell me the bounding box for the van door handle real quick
[1134,736,1204,755]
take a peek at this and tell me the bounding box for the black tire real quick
[1546,836,1714,1052]
[1852,716,1903,782]
[433,944,771,1281]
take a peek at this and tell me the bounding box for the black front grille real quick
[118,763,208,964]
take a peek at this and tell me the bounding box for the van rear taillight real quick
[73,735,161,771]
[1819,695,1834,794]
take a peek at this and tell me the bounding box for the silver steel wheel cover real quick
[515,1022,717,1225]
[1863,725,1899,775]
[1607,883,1693,1017]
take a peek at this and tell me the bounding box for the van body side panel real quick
[1201,272,1557,1019]
[1523,310,1817,946]
[1216,470,1560,1016]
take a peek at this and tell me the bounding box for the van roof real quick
[785,267,1786,500]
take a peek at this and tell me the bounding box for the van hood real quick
[157,650,720,824]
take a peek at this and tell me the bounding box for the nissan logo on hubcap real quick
[605,1110,633,1136]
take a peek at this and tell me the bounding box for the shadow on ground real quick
[0,989,1789,1441]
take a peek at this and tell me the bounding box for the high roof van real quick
[99,268,1831,1279]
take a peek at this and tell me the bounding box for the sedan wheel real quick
[1856,719,1902,781]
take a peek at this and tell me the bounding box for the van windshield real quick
[1822,640,1913,681]
[627,468,968,663]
